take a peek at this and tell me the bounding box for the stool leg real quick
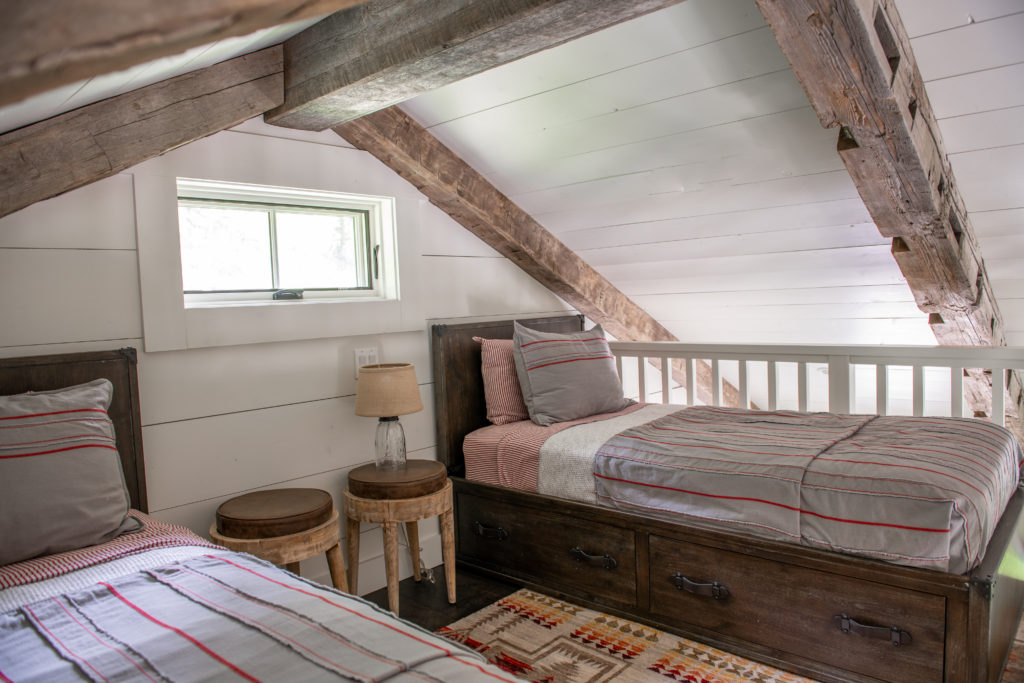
[325,544,349,593]
[441,504,456,604]
[286,562,301,575]
[383,522,400,615]
[346,515,360,595]
[406,520,421,582]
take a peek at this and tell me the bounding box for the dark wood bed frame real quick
[0,348,147,512]
[432,315,1024,682]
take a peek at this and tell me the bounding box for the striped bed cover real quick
[0,553,513,682]
[0,515,513,682]
[465,406,1022,572]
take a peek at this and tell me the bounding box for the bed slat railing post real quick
[637,356,647,403]
[686,358,696,406]
[828,355,851,414]
[952,367,964,418]
[767,361,778,411]
[661,357,671,404]
[712,359,722,407]
[876,364,888,416]
[993,368,1006,427]
[913,365,925,417]
[798,362,808,413]
[739,360,749,410]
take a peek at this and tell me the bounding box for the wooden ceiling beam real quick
[334,106,737,405]
[0,46,282,219]
[0,0,367,109]
[265,0,683,131]
[755,0,1021,422]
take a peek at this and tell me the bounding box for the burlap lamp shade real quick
[354,363,423,468]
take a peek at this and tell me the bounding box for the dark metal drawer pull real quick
[834,614,912,647]
[472,521,509,541]
[670,572,730,601]
[569,546,617,570]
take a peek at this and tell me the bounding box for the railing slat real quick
[686,358,696,406]
[877,364,888,416]
[739,360,749,410]
[993,369,1006,427]
[768,361,778,411]
[712,359,721,407]
[828,355,851,414]
[951,367,964,418]
[637,356,647,404]
[661,357,670,405]
[913,365,924,417]
[798,362,808,412]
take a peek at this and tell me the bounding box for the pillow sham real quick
[512,322,634,426]
[474,336,529,425]
[0,378,141,566]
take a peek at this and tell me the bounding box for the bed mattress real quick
[464,405,1023,572]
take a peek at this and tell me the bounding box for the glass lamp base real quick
[375,417,407,469]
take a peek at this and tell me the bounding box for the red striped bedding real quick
[464,406,1022,573]
[0,553,514,682]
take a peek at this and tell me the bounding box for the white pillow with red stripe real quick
[0,379,141,566]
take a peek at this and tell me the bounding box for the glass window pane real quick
[276,211,366,289]
[179,205,272,291]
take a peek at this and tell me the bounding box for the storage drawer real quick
[457,491,637,606]
[649,535,946,682]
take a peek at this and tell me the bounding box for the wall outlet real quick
[354,347,379,378]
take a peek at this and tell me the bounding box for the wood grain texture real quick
[0,0,366,108]
[754,0,1021,424]
[265,0,684,130]
[0,46,283,219]
[336,108,736,405]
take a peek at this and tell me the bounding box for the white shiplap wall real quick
[0,118,570,593]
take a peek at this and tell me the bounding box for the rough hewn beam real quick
[265,0,683,131]
[334,106,735,404]
[0,0,366,109]
[0,46,283,219]
[755,0,1021,423]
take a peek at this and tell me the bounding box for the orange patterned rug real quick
[437,589,816,682]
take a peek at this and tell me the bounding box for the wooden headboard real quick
[0,348,147,512]
[431,314,584,474]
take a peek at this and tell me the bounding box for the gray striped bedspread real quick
[594,407,1022,573]
[0,552,512,682]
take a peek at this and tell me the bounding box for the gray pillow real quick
[512,321,634,426]
[0,378,141,566]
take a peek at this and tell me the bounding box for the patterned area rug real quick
[437,589,816,682]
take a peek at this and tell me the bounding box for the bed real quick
[431,315,1024,683]
[0,348,513,682]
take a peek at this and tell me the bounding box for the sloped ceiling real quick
[0,0,1020,348]
[400,0,1023,345]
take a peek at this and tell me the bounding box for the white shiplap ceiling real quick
[401,0,1024,346]
[2,0,1021,348]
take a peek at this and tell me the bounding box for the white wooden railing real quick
[609,342,1024,428]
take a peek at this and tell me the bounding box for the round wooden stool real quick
[344,460,455,615]
[210,488,348,592]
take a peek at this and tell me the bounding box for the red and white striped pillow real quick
[474,337,529,425]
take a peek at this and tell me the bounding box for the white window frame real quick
[175,178,399,307]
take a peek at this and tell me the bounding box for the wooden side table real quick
[344,460,455,615]
[210,488,348,592]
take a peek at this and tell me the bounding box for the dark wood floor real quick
[362,563,520,631]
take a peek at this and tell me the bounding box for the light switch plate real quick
[354,347,379,378]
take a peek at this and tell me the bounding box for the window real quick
[176,179,397,305]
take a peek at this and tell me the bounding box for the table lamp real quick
[354,362,423,469]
